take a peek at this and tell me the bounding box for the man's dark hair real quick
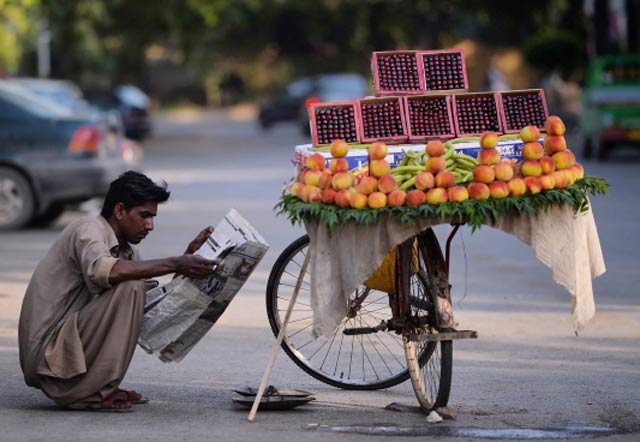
[101,171,170,218]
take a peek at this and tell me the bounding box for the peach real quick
[448,185,469,202]
[426,188,448,205]
[369,142,388,160]
[494,161,514,182]
[473,165,495,184]
[387,189,407,207]
[522,142,544,160]
[306,153,326,171]
[489,181,509,199]
[406,190,426,207]
[291,182,304,197]
[330,139,349,158]
[552,170,569,189]
[524,176,542,194]
[520,125,541,143]
[425,140,445,157]
[507,178,526,196]
[317,171,333,189]
[552,150,576,170]
[331,171,354,190]
[304,169,323,186]
[480,131,499,149]
[543,135,567,155]
[367,192,387,209]
[349,191,368,209]
[521,160,542,177]
[370,159,391,177]
[478,148,501,166]
[435,171,456,188]
[540,174,555,190]
[539,156,555,174]
[425,156,446,174]
[329,158,349,174]
[308,186,322,202]
[377,175,398,194]
[355,176,378,195]
[545,115,566,136]
[414,172,435,191]
[565,168,577,185]
[299,169,310,183]
[321,188,337,204]
[468,182,490,200]
[335,189,351,208]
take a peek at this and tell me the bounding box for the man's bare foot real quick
[68,390,132,412]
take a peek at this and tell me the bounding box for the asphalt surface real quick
[1,108,639,441]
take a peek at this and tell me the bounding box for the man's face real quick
[114,201,158,244]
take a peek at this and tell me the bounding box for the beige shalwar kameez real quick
[18,215,145,407]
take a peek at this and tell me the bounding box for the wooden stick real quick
[248,249,312,422]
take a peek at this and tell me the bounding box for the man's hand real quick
[174,254,218,279]
[184,226,213,255]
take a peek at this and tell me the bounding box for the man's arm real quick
[108,254,217,284]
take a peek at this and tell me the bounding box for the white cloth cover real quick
[306,204,605,337]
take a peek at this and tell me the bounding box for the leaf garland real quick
[274,176,609,233]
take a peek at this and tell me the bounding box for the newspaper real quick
[138,209,269,362]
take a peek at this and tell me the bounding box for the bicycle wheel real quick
[399,229,453,412]
[266,235,419,390]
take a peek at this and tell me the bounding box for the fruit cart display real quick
[249,49,608,421]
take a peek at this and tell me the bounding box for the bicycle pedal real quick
[343,326,383,335]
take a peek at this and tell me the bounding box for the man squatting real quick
[18,171,217,412]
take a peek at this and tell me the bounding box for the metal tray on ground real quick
[233,385,314,398]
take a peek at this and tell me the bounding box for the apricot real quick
[355,176,378,195]
[489,181,509,199]
[524,176,542,194]
[435,171,456,188]
[321,188,337,205]
[448,185,469,202]
[414,171,435,191]
[308,186,322,203]
[370,159,391,177]
[571,163,585,180]
[425,140,445,157]
[507,178,526,196]
[478,148,501,166]
[349,191,368,209]
[521,160,542,177]
[291,182,304,197]
[545,115,566,136]
[494,161,514,182]
[468,182,490,200]
[540,174,555,190]
[306,153,326,171]
[552,170,569,189]
[426,188,448,204]
[298,184,313,202]
[329,158,349,174]
[334,189,351,208]
[304,169,323,186]
[425,156,446,174]
[522,142,544,160]
[552,150,576,170]
[539,156,555,174]
[317,171,333,189]
[377,175,398,194]
[520,125,541,143]
[330,139,349,158]
[387,189,407,207]
[369,142,388,160]
[331,172,354,190]
[367,192,387,209]
[473,165,495,184]
[406,190,426,207]
[543,135,567,155]
[480,131,499,149]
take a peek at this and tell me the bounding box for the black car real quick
[88,84,152,141]
[258,73,369,134]
[0,81,137,229]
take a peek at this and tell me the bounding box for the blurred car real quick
[0,80,138,229]
[89,84,152,141]
[581,54,640,159]
[258,73,369,134]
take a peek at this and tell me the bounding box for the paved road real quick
[1,109,639,441]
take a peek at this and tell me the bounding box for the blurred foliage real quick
[523,30,587,79]
[3,0,590,102]
[0,0,38,74]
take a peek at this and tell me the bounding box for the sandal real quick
[67,391,133,413]
[118,388,149,405]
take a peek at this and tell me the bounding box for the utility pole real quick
[36,19,51,78]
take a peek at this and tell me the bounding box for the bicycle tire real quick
[400,228,453,411]
[266,235,429,390]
